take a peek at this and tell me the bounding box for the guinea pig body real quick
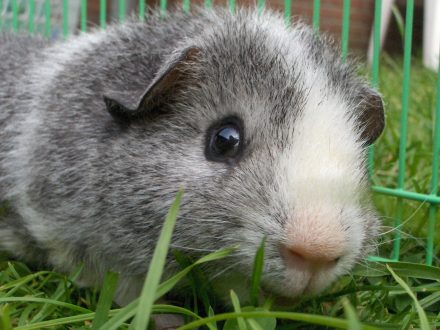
[0,7,384,305]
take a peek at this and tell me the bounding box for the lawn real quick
[0,56,439,329]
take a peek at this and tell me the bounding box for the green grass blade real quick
[0,271,52,292]
[97,300,137,330]
[419,291,440,309]
[0,304,12,330]
[155,245,236,298]
[243,308,276,330]
[92,271,119,329]
[250,238,265,306]
[15,312,99,330]
[152,304,201,320]
[0,297,91,314]
[17,305,198,330]
[386,265,430,330]
[131,190,183,330]
[399,313,413,330]
[29,282,69,322]
[176,311,378,330]
[100,246,235,329]
[7,262,21,279]
[18,305,36,326]
[207,306,217,330]
[172,250,211,315]
[67,263,84,282]
[230,290,247,330]
[246,319,264,330]
[342,298,362,330]
[353,262,440,281]
[30,265,83,322]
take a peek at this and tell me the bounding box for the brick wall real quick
[87,0,102,26]
[87,0,415,55]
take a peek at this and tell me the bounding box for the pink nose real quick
[281,212,346,271]
[280,235,344,269]
[280,242,343,271]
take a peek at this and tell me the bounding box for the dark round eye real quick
[205,118,244,163]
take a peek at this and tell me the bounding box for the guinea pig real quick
[0,7,384,305]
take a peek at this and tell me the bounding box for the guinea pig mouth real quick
[265,252,343,299]
[261,270,316,299]
[282,269,334,298]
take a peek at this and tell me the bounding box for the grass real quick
[1,56,439,329]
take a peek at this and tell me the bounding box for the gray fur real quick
[0,7,383,304]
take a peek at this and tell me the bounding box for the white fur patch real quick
[273,46,367,294]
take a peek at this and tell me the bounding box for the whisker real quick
[210,261,244,280]
[378,191,432,237]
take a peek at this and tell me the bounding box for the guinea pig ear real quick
[103,46,201,120]
[358,89,385,145]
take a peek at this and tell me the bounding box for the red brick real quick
[84,0,378,52]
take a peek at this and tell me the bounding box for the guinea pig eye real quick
[205,117,244,163]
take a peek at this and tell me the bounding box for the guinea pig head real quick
[183,16,383,298]
[101,11,384,301]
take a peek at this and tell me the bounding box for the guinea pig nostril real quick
[279,245,310,271]
[285,248,307,263]
[280,243,343,271]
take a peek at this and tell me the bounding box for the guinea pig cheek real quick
[279,210,347,294]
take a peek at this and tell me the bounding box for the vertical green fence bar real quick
[119,0,126,22]
[160,0,167,16]
[204,0,212,9]
[44,0,51,38]
[29,0,35,34]
[284,0,291,25]
[0,0,3,31]
[393,0,414,261]
[257,0,264,15]
[368,0,382,180]
[229,0,236,13]
[183,0,190,14]
[139,0,145,21]
[313,0,320,31]
[426,57,440,265]
[371,0,381,88]
[100,0,106,29]
[12,0,18,32]
[81,0,87,32]
[62,0,69,38]
[341,0,350,61]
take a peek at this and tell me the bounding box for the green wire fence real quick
[0,0,439,265]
